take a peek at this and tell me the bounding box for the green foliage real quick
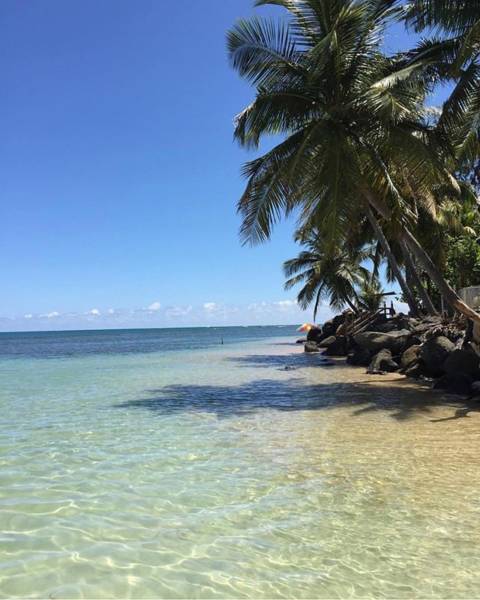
[406,1,480,35]
[405,1,480,169]
[445,235,480,290]
[357,277,386,312]
[227,0,450,248]
[283,229,372,319]
[228,0,480,318]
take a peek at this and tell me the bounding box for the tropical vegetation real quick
[227,0,480,323]
[283,227,373,317]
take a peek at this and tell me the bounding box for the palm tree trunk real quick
[399,240,438,316]
[365,206,419,317]
[401,228,480,322]
[363,189,480,324]
[345,296,358,314]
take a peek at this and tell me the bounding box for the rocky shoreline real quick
[303,312,480,397]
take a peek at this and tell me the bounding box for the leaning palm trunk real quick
[402,229,480,322]
[364,191,480,324]
[345,295,359,314]
[400,241,438,316]
[365,206,419,317]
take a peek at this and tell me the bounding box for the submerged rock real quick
[367,349,399,375]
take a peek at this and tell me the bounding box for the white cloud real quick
[40,311,60,319]
[147,301,161,312]
[6,297,333,332]
[425,105,442,118]
[165,305,193,318]
[203,302,217,311]
[247,301,269,313]
[273,299,298,310]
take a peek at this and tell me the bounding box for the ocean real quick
[1,326,480,598]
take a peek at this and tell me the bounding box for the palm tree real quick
[356,277,386,312]
[405,1,480,171]
[228,0,480,323]
[406,1,480,32]
[283,228,370,319]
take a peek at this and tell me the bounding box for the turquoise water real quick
[1,326,480,599]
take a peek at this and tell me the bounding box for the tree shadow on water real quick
[114,378,475,422]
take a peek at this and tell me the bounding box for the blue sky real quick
[0,1,434,331]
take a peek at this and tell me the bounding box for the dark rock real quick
[420,336,455,376]
[464,319,474,345]
[404,360,425,379]
[323,335,348,357]
[354,330,412,354]
[304,341,320,353]
[362,315,388,333]
[411,317,443,337]
[306,327,323,343]
[374,321,401,334]
[405,317,421,329]
[443,349,480,378]
[296,338,306,344]
[319,314,347,338]
[332,314,346,327]
[347,346,373,367]
[471,381,480,396]
[401,345,422,370]
[321,320,337,338]
[433,373,473,396]
[406,335,422,348]
[318,335,337,349]
[367,349,399,375]
[389,314,418,331]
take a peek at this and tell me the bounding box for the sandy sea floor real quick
[1,332,480,598]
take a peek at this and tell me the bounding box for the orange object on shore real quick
[297,323,315,332]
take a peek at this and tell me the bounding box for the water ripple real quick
[1,337,480,598]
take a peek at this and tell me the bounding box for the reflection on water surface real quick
[1,330,479,598]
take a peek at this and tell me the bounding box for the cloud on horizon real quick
[2,298,328,332]
[2,298,409,332]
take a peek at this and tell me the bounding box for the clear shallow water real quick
[1,326,480,599]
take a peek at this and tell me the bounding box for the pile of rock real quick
[304,313,480,396]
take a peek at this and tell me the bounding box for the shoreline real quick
[301,311,480,398]
[259,337,480,424]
